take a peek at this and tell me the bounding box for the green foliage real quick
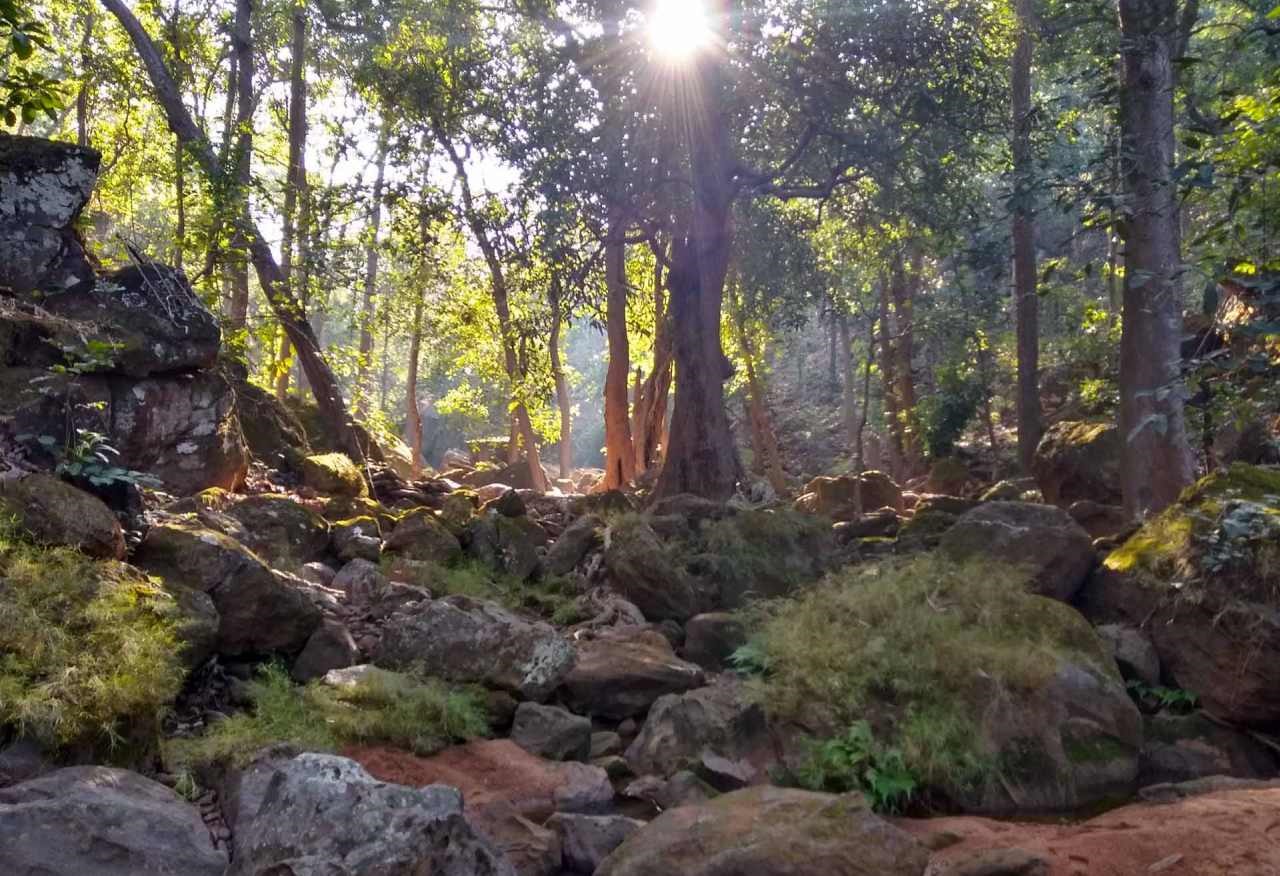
[384,557,586,625]
[0,521,186,753]
[0,0,61,127]
[917,364,984,459]
[742,554,1110,794]
[166,663,489,768]
[795,721,919,813]
[1126,680,1198,715]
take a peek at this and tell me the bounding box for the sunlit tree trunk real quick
[1012,0,1042,473]
[877,279,904,479]
[355,128,389,417]
[1116,0,1196,516]
[889,252,923,476]
[549,280,572,479]
[406,294,425,478]
[275,3,307,400]
[736,313,787,495]
[602,224,636,489]
[633,248,672,474]
[839,313,857,444]
[76,9,94,147]
[225,0,253,333]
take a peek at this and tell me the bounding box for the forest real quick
[0,0,1278,872]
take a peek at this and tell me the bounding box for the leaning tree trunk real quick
[653,1,743,501]
[101,0,369,464]
[1012,0,1042,473]
[601,226,636,489]
[225,0,253,333]
[1117,0,1196,516]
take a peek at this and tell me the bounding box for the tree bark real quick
[737,315,787,496]
[76,9,94,147]
[877,279,904,479]
[633,248,672,474]
[355,126,389,416]
[889,253,922,476]
[653,0,744,500]
[101,0,369,465]
[839,313,857,443]
[549,283,572,479]
[1116,0,1196,516]
[225,0,253,333]
[275,3,307,400]
[1012,0,1042,473]
[406,293,425,477]
[602,225,636,489]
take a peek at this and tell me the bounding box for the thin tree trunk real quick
[839,313,857,443]
[1116,0,1196,516]
[356,127,390,416]
[406,294,425,477]
[855,318,874,476]
[827,307,839,394]
[76,9,94,147]
[602,225,636,489]
[101,0,369,465]
[225,0,253,333]
[737,316,787,495]
[549,283,572,479]
[1012,0,1042,473]
[634,246,672,473]
[889,253,922,476]
[877,279,904,480]
[275,2,307,400]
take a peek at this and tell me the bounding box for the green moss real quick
[681,509,833,606]
[300,452,368,497]
[1063,733,1132,765]
[744,554,1111,792]
[165,663,489,768]
[0,522,186,754]
[385,557,585,625]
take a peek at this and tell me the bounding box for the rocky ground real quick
[3,132,1280,875]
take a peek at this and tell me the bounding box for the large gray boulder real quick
[375,595,575,700]
[0,766,226,876]
[561,626,704,721]
[625,680,772,779]
[941,501,1096,602]
[1032,420,1123,507]
[603,516,697,622]
[0,135,98,295]
[227,753,514,876]
[596,786,929,876]
[510,702,592,762]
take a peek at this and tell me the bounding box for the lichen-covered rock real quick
[291,619,360,683]
[625,680,772,779]
[683,612,747,671]
[136,520,320,657]
[0,135,99,295]
[604,516,696,622]
[331,516,382,562]
[1033,420,1122,507]
[224,494,330,568]
[894,508,959,552]
[595,786,930,876]
[800,471,904,517]
[1080,464,1280,726]
[386,507,462,565]
[561,626,704,721]
[227,753,514,876]
[0,766,227,876]
[685,509,835,609]
[1139,711,1280,786]
[941,501,1096,602]
[544,514,604,576]
[510,702,592,762]
[547,813,644,875]
[300,452,367,497]
[375,595,575,701]
[467,511,544,581]
[0,472,124,559]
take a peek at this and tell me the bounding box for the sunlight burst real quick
[648,0,713,64]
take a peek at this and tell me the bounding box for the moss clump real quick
[300,452,368,497]
[166,664,489,768]
[0,523,186,754]
[742,554,1110,792]
[385,557,585,625]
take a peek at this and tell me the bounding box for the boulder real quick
[625,680,773,779]
[224,494,330,567]
[227,752,514,876]
[1139,711,1279,786]
[330,515,382,562]
[801,471,904,517]
[683,612,747,671]
[894,508,959,552]
[0,472,124,559]
[686,509,835,608]
[300,452,368,497]
[291,619,360,683]
[480,809,561,876]
[833,509,900,541]
[941,502,1096,602]
[1079,465,1280,725]
[595,786,929,876]
[925,457,971,496]
[332,558,389,601]
[375,595,575,700]
[561,626,705,721]
[544,513,604,576]
[1068,499,1134,541]
[136,521,320,656]
[385,507,462,565]
[1032,420,1122,507]
[603,516,697,622]
[350,739,614,822]
[226,368,310,472]
[510,702,592,762]
[467,511,544,581]
[1095,623,1160,687]
[547,813,644,874]
[0,135,98,295]
[0,766,226,876]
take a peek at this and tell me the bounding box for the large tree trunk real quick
[225,0,253,333]
[633,248,672,474]
[601,227,635,489]
[275,3,307,401]
[101,0,369,464]
[889,253,923,476]
[549,281,572,479]
[1012,0,1042,473]
[1116,0,1196,516]
[355,127,389,416]
[653,1,743,501]
[433,124,548,492]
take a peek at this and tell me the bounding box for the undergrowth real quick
[165,664,489,768]
[387,557,585,625]
[0,518,186,753]
[739,554,1110,800]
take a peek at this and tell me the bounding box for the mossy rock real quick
[300,453,368,498]
[604,514,697,622]
[385,507,462,566]
[1082,464,1280,725]
[925,457,970,496]
[322,495,397,531]
[224,494,331,568]
[1032,420,1122,507]
[685,509,835,609]
[227,369,311,473]
[438,491,478,536]
[0,472,125,560]
[802,471,903,518]
[894,508,959,553]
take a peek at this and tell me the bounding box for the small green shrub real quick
[1126,680,1198,714]
[167,664,489,768]
[0,521,186,753]
[796,720,919,813]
